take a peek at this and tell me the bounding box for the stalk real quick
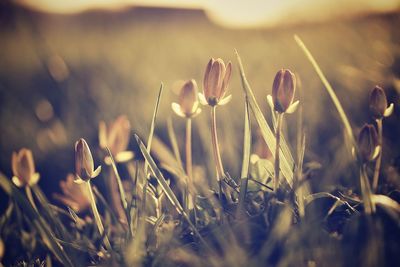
[372,119,383,192]
[274,113,283,191]
[360,164,376,215]
[186,118,193,185]
[25,186,38,212]
[186,118,198,224]
[86,180,111,250]
[210,106,224,200]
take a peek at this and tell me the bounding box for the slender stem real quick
[25,186,38,212]
[210,106,224,198]
[372,119,383,192]
[186,118,193,186]
[186,118,198,224]
[360,164,376,215]
[274,113,283,191]
[86,180,111,250]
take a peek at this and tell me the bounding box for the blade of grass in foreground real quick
[238,98,251,211]
[294,35,356,150]
[144,83,164,176]
[293,35,377,214]
[235,50,294,186]
[135,135,210,250]
[0,172,74,267]
[105,147,128,213]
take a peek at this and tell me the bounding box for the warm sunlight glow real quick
[16,0,400,27]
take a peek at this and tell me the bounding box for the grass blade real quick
[294,35,356,149]
[235,50,294,186]
[144,83,164,176]
[105,147,128,212]
[0,172,74,267]
[135,135,210,250]
[238,97,251,209]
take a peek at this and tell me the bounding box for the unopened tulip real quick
[171,79,201,118]
[75,138,101,182]
[358,124,379,163]
[11,148,39,187]
[272,69,297,113]
[199,58,232,106]
[369,86,394,119]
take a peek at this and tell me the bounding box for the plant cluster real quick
[0,36,399,267]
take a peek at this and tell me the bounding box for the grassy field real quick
[0,4,400,266]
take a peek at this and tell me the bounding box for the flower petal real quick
[12,176,24,187]
[91,165,102,178]
[285,100,300,114]
[198,93,209,106]
[384,103,394,117]
[218,94,232,106]
[115,151,135,163]
[171,103,186,118]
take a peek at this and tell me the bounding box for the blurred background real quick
[0,0,400,198]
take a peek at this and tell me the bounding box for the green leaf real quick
[135,135,211,250]
[0,172,74,267]
[105,147,128,213]
[235,50,294,187]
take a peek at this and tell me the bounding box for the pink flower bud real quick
[272,69,296,113]
[203,58,232,106]
[369,86,388,119]
[75,138,101,181]
[11,148,39,187]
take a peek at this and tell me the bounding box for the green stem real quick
[25,186,38,212]
[210,106,224,200]
[274,113,283,191]
[186,118,197,224]
[372,119,383,192]
[186,118,193,188]
[86,180,112,250]
[360,164,376,215]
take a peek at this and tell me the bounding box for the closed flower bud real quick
[11,148,39,187]
[200,58,232,106]
[369,86,394,119]
[75,138,101,182]
[358,124,379,162]
[171,79,201,118]
[272,69,296,113]
[99,115,133,164]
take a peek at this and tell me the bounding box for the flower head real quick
[99,115,134,163]
[171,79,201,118]
[75,138,101,182]
[271,69,298,114]
[358,124,380,163]
[53,174,90,213]
[199,58,232,106]
[11,148,39,187]
[369,85,394,119]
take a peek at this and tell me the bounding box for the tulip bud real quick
[358,124,379,163]
[272,69,296,113]
[201,58,232,106]
[171,79,201,118]
[75,138,101,182]
[369,86,394,119]
[11,148,39,187]
[179,80,199,115]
